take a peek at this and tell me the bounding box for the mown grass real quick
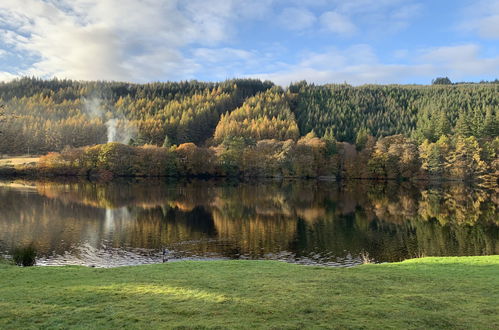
[0,256,498,329]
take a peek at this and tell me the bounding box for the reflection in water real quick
[0,179,497,267]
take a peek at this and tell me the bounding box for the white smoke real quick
[83,97,104,118]
[83,97,137,144]
[106,118,118,143]
[105,119,138,144]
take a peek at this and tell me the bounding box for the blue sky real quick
[0,0,498,85]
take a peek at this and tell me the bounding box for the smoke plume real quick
[105,119,137,144]
[83,97,137,144]
[106,119,118,143]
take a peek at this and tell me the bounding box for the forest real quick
[0,77,497,182]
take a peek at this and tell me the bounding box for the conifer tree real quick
[162,134,171,148]
[323,128,337,156]
[355,127,370,151]
[435,110,451,138]
[454,112,472,137]
[482,108,498,138]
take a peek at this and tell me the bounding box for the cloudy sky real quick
[0,0,498,85]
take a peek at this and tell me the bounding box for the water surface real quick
[0,179,497,267]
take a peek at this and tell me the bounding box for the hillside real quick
[0,78,497,181]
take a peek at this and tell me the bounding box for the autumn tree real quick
[445,136,487,181]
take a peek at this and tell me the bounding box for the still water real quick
[0,179,497,267]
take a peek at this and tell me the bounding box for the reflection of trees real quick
[0,179,497,262]
[212,212,296,257]
[410,220,498,257]
[118,206,217,255]
[418,185,498,226]
[0,185,105,255]
[208,184,307,257]
[34,179,197,209]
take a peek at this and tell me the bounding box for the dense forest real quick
[0,77,497,182]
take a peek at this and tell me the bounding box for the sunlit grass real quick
[73,284,233,303]
[0,156,39,166]
[0,257,498,329]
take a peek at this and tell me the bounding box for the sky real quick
[0,0,498,85]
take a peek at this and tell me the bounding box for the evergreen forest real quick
[0,77,497,182]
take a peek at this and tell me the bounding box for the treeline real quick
[1,77,498,182]
[1,78,498,154]
[36,132,498,182]
[290,82,498,142]
[214,88,300,143]
[0,77,272,153]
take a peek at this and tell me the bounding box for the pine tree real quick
[482,108,498,138]
[323,128,337,156]
[355,127,370,151]
[435,110,451,138]
[162,134,171,148]
[454,112,472,137]
[470,109,484,137]
[413,106,436,143]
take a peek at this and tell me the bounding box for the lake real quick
[0,179,497,267]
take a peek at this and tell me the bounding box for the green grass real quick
[0,256,13,266]
[0,257,498,329]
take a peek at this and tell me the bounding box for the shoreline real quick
[0,167,491,184]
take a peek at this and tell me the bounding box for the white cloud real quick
[332,0,414,15]
[478,15,499,38]
[320,11,357,36]
[190,47,257,79]
[188,46,291,81]
[277,7,316,31]
[250,44,499,86]
[0,0,272,82]
[253,64,432,86]
[421,45,478,63]
[420,44,499,77]
[388,3,422,30]
[313,0,420,37]
[330,0,421,35]
[0,71,17,82]
[461,1,499,39]
[0,0,495,86]
[193,48,255,63]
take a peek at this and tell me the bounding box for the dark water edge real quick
[0,177,497,268]
[2,163,496,184]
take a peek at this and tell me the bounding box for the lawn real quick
[0,257,498,329]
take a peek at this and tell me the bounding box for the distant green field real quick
[0,257,498,329]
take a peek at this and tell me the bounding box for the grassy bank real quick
[0,257,498,329]
[0,156,40,166]
[0,156,39,177]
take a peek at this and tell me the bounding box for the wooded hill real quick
[0,77,497,181]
